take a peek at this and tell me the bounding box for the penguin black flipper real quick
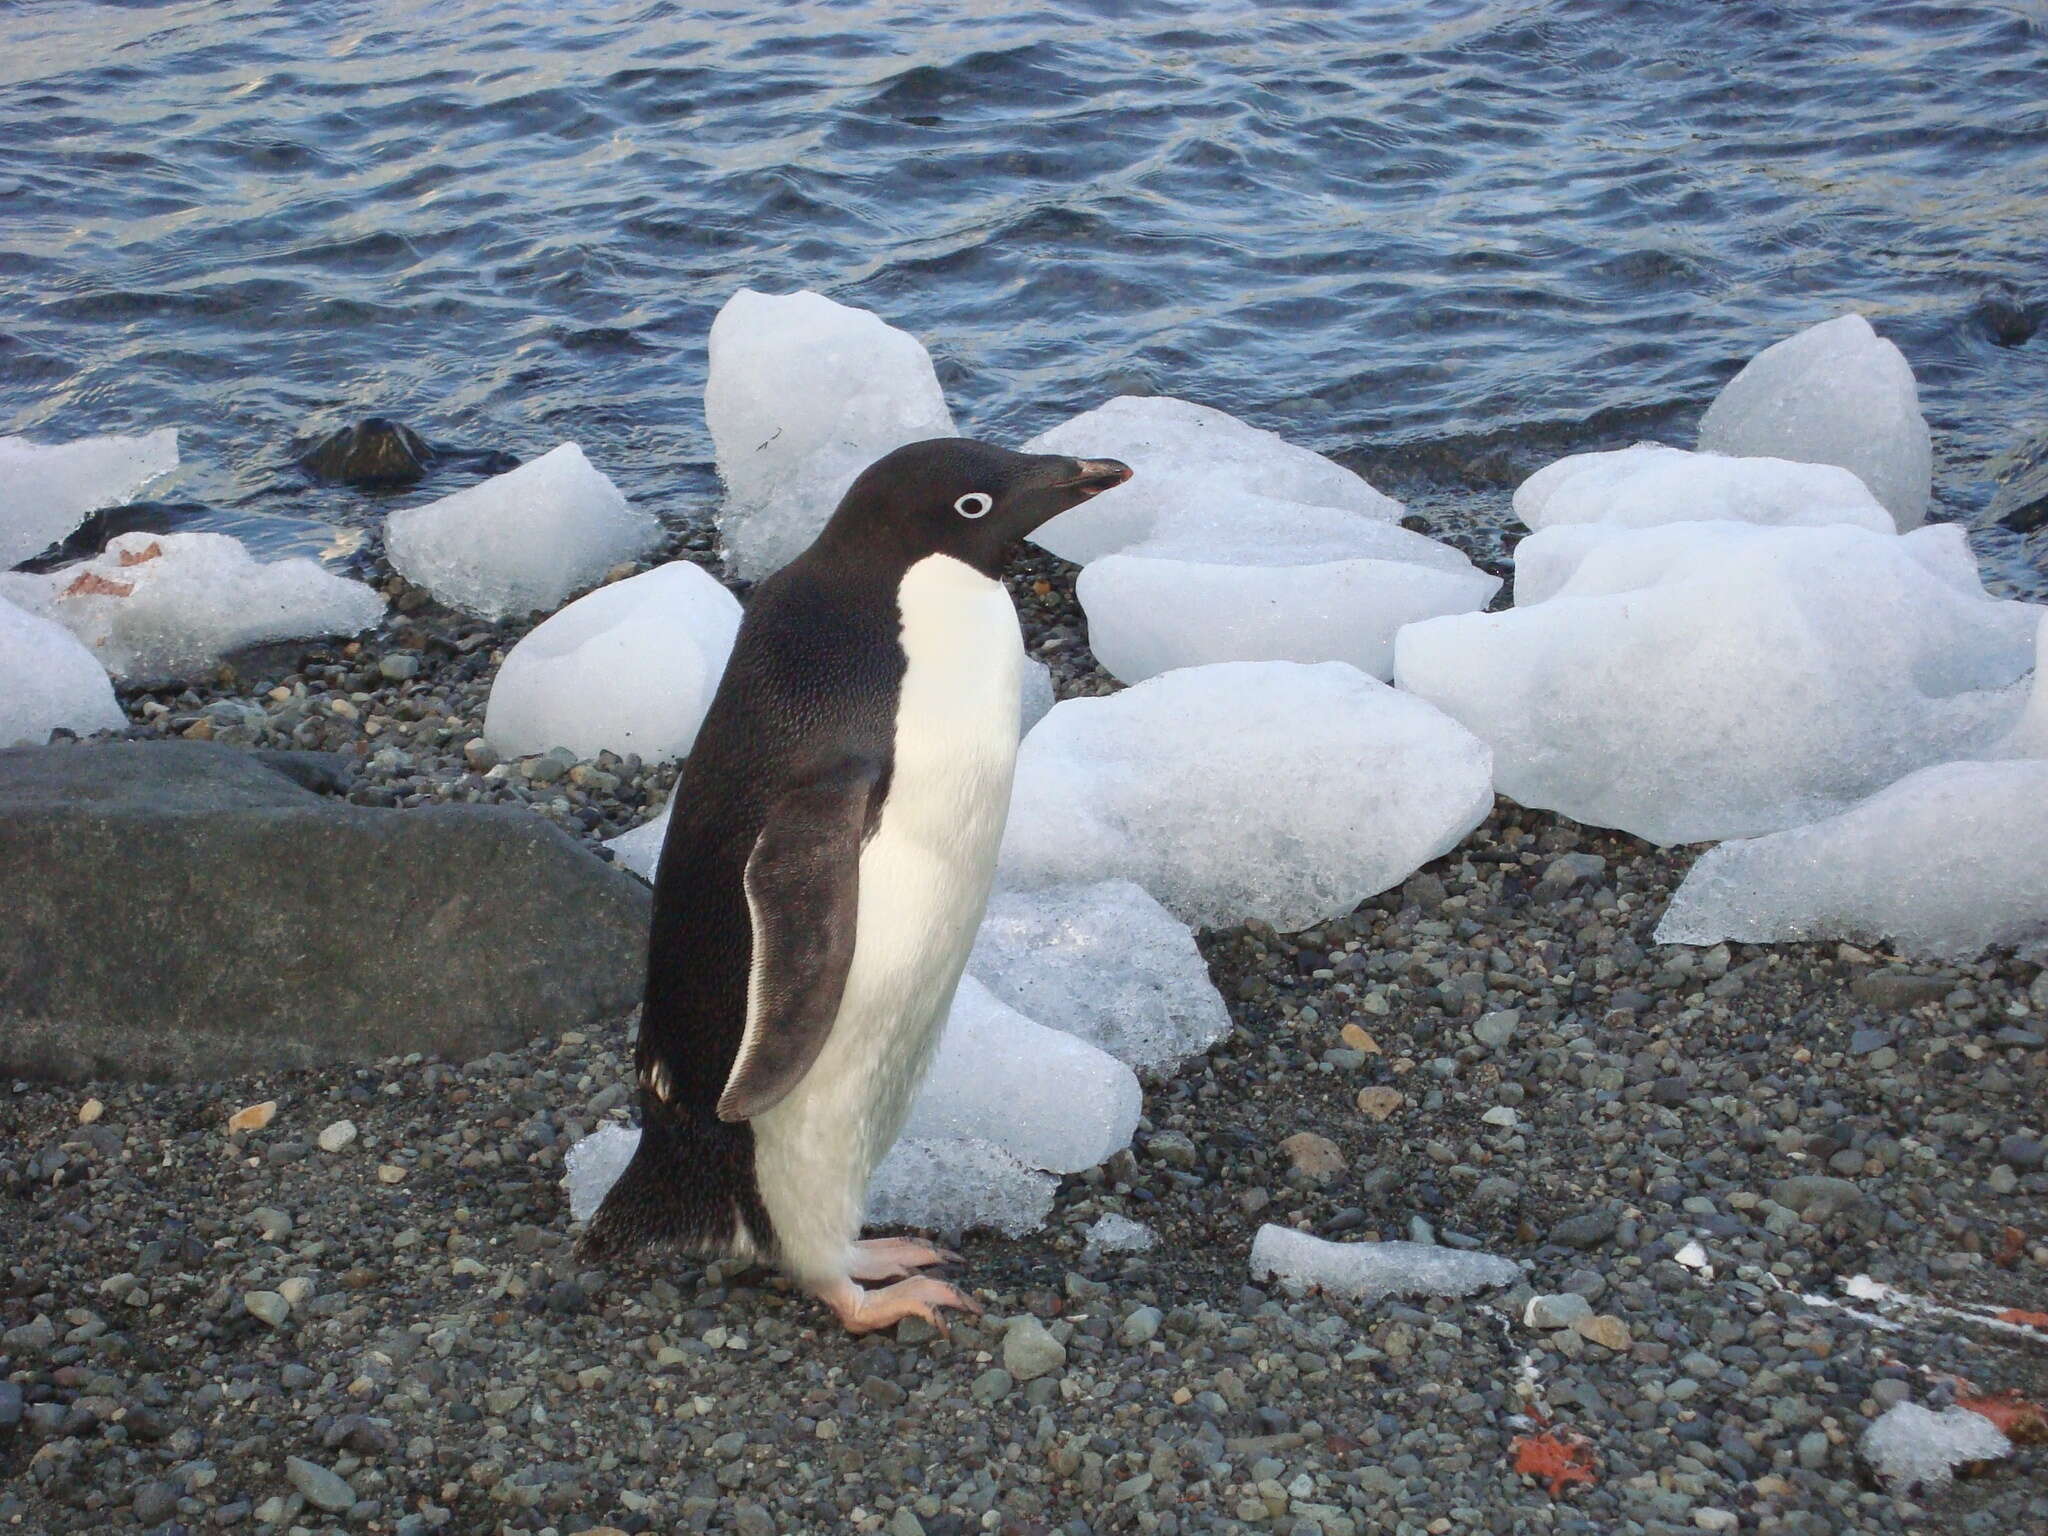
[715,754,882,1123]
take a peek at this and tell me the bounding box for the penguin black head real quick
[818,437,1132,576]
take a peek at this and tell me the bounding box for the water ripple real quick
[0,0,2040,596]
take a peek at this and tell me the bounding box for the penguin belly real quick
[748,553,1024,1286]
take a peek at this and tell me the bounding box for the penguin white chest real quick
[749,553,1023,1280]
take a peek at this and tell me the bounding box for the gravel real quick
[2,541,2044,1534]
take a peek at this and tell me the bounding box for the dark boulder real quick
[0,741,652,1083]
[298,417,434,486]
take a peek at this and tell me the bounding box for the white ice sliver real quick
[562,1122,641,1225]
[1513,444,1894,535]
[484,562,741,763]
[0,429,179,568]
[866,1135,1056,1239]
[1860,1402,2011,1492]
[0,597,128,747]
[1396,522,2039,845]
[968,880,1230,1071]
[707,288,955,580]
[605,802,671,881]
[1019,657,1055,737]
[999,660,1493,932]
[1250,1226,1521,1302]
[903,976,1140,1174]
[1697,313,1931,530]
[0,531,385,683]
[384,443,661,619]
[1654,759,2048,961]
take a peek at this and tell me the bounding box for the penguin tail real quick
[574,1114,770,1267]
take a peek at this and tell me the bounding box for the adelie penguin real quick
[580,437,1132,1334]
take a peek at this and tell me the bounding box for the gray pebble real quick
[286,1455,356,1513]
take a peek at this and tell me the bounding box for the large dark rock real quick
[1990,428,2048,533]
[0,742,652,1083]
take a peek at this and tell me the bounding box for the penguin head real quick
[823,437,1132,575]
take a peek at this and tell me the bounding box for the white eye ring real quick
[954,491,993,519]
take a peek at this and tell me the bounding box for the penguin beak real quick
[1052,458,1133,500]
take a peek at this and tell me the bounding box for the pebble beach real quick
[4,547,2045,1536]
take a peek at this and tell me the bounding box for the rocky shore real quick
[2,539,2045,1536]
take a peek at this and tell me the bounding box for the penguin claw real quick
[816,1275,983,1337]
[847,1236,962,1281]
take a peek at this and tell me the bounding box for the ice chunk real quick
[1396,522,2039,844]
[1860,1402,2011,1492]
[384,443,661,619]
[605,801,671,881]
[968,880,1230,1070]
[562,1122,641,1225]
[1250,1226,1521,1302]
[904,976,1140,1173]
[707,288,955,580]
[1083,1213,1157,1255]
[0,597,127,747]
[1079,534,1497,684]
[999,661,1493,932]
[1993,612,2048,758]
[484,561,740,763]
[1514,444,1893,535]
[0,429,178,568]
[1024,396,1402,565]
[866,1135,1056,1238]
[1654,759,2048,960]
[1020,657,1055,736]
[0,531,385,683]
[1698,314,1931,530]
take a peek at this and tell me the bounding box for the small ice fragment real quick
[484,561,741,762]
[1698,313,1931,530]
[999,660,1493,932]
[563,1123,641,1225]
[1249,1225,1521,1302]
[967,880,1230,1071]
[866,1135,1055,1239]
[0,530,384,683]
[1023,396,1401,565]
[1860,1401,2011,1491]
[0,428,178,568]
[1083,1214,1157,1255]
[604,801,671,881]
[384,443,661,619]
[0,596,127,747]
[707,288,954,580]
[904,977,1141,1174]
[1514,444,1894,535]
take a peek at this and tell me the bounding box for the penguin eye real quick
[954,492,993,519]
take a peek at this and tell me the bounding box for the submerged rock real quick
[298,417,434,486]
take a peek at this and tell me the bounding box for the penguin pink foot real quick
[815,1274,984,1337]
[848,1236,961,1282]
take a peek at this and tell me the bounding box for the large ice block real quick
[707,288,955,580]
[998,660,1493,932]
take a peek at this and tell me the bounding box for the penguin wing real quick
[716,755,881,1122]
